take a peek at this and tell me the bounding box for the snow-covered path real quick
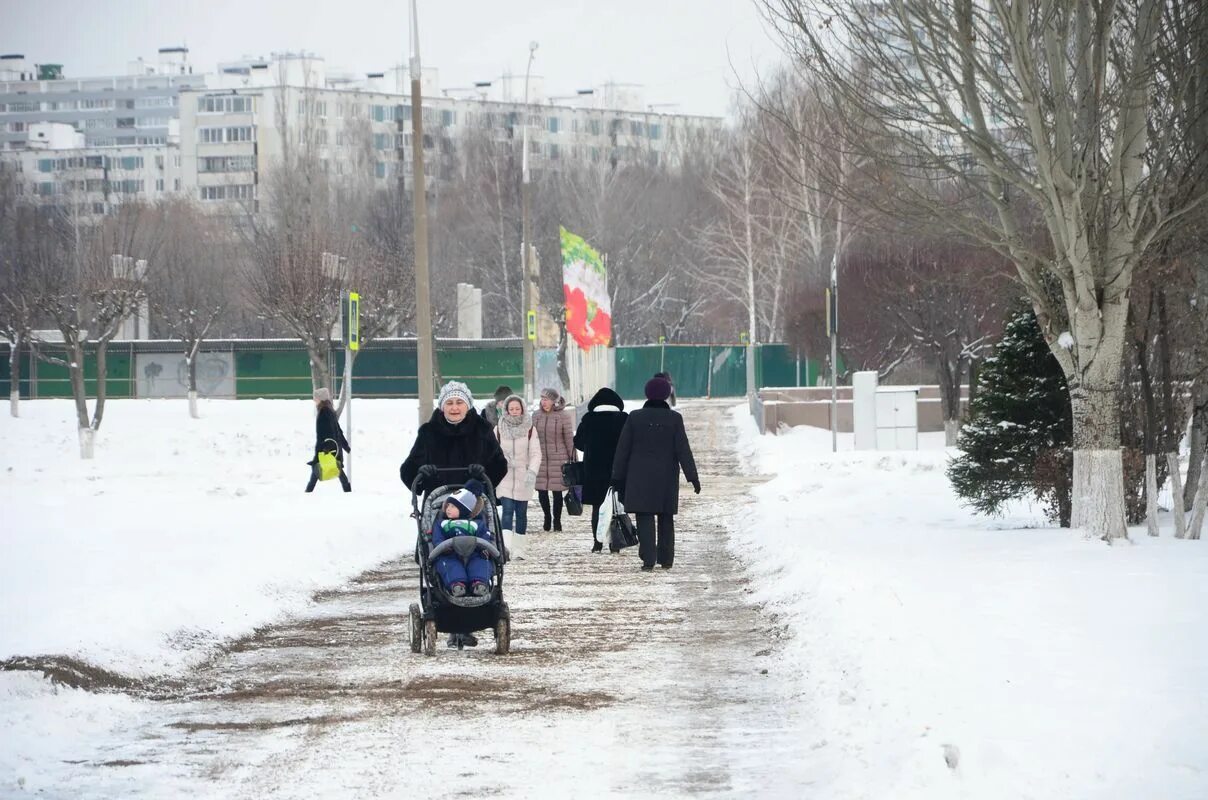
[23,402,814,798]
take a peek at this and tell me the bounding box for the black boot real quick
[592,539,603,553]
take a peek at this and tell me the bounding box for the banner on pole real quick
[560,226,611,351]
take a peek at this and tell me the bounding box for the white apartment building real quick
[3,50,723,213]
[0,49,207,151]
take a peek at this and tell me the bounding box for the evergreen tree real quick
[948,307,1073,525]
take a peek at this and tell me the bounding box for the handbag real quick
[561,460,585,487]
[563,487,584,516]
[317,450,340,481]
[604,489,638,549]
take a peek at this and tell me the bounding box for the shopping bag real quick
[317,450,340,481]
[609,512,639,550]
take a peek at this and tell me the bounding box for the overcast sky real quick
[3,0,784,118]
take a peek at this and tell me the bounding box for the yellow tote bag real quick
[317,451,340,481]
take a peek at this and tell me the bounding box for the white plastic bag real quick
[596,489,624,542]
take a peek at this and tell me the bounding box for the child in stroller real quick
[430,479,494,598]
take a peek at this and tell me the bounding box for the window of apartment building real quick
[588,119,601,136]
[85,156,103,168]
[118,156,144,170]
[113,179,144,194]
[200,184,254,201]
[547,116,560,134]
[86,179,105,192]
[371,104,389,123]
[47,100,78,111]
[2,101,42,112]
[155,178,164,192]
[37,182,56,196]
[375,161,386,179]
[630,121,644,137]
[8,122,26,133]
[136,96,172,108]
[648,123,661,140]
[441,109,455,127]
[373,132,391,150]
[37,159,54,173]
[80,99,114,110]
[120,99,135,110]
[547,143,560,160]
[83,119,107,130]
[198,95,251,114]
[138,116,170,128]
[174,178,180,191]
[226,126,255,142]
[199,127,223,143]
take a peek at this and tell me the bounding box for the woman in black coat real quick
[399,380,508,494]
[573,387,629,553]
[306,387,351,492]
[611,377,700,571]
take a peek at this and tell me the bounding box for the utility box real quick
[852,370,878,450]
[875,389,919,450]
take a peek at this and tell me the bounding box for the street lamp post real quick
[521,41,538,402]
[409,0,435,424]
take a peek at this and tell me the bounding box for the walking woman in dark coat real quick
[573,387,628,552]
[399,381,508,493]
[306,387,351,492]
[611,377,700,571]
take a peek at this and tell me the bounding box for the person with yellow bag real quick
[305,387,351,492]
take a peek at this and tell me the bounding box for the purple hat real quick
[644,377,672,402]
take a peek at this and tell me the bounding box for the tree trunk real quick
[186,345,200,418]
[68,340,90,433]
[1188,443,1207,540]
[1145,453,1159,537]
[1168,451,1188,539]
[306,341,329,394]
[1187,383,1207,513]
[9,333,20,418]
[944,418,961,448]
[1069,382,1128,542]
[91,340,109,431]
[937,359,962,446]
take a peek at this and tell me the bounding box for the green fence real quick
[0,340,814,400]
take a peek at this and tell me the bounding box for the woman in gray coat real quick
[533,388,575,531]
[611,377,700,571]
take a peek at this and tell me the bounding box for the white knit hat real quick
[437,380,473,410]
[313,387,332,402]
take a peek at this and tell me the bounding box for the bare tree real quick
[148,199,232,418]
[758,0,1208,540]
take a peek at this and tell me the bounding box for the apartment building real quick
[3,50,723,213]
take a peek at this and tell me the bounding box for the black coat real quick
[572,388,628,506]
[399,408,509,491]
[313,405,350,464]
[611,400,699,514]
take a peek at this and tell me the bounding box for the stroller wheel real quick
[494,617,511,655]
[408,603,422,654]
[422,620,437,657]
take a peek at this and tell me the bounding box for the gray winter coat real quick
[611,400,699,514]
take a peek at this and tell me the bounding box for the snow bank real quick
[1,399,420,678]
[728,406,1208,800]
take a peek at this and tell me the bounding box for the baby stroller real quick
[408,467,512,655]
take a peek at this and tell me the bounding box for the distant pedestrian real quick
[573,387,628,552]
[611,376,699,571]
[306,387,351,493]
[481,384,514,430]
[533,388,575,531]
[495,394,541,559]
[654,371,677,407]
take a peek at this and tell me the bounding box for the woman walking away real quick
[495,394,541,559]
[306,387,351,493]
[611,377,700,571]
[533,388,575,531]
[481,384,513,430]
[573,387,628,552]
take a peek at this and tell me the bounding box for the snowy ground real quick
[3,398,1206,798]
[730,408,1208,800]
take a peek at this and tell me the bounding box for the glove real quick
[467,463,488,481]
[690,479,701,495]
[415,464,438,488]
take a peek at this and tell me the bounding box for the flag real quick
[560,226,611,351]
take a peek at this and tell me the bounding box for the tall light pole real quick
[520,40,538,401]
[409,0,435,423]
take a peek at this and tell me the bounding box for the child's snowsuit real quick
[432,516,493,591]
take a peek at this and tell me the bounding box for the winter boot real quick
[512,533,526,561]
[471,581,489,597]
[449,582,466,597]
[543,514,552,532]
[592,539,603,553]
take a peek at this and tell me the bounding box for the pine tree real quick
[948,307,1073,525]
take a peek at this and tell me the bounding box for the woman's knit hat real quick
[437,380,474,410]
[540,387,561,403]
[644,377,672,402]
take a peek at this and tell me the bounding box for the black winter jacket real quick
[399,408,509,492]
[313,405,350,464]
[573,388,628,506]
[611,400,698,514]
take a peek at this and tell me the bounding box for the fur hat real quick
[644,377,672,402]
[540,387,561,402]
[437,380,474,410]
[313,387,332,403]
